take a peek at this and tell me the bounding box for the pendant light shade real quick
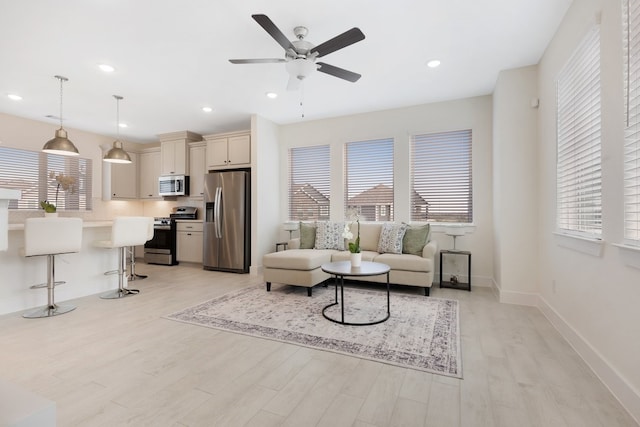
[103,95,132,164]
[43,75,79,156]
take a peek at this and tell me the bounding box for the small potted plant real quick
[40,200,57,216]
[343,209,361,267]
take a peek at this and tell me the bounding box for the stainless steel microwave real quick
[159,175,189,197]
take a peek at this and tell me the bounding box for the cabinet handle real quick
[187,233,192,236]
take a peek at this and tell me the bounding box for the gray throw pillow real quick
[377,223,408,254]
[299,222,316,249]
[402,223,430,256]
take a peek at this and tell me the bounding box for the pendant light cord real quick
[54,75,68,129]
[114,95,123,140]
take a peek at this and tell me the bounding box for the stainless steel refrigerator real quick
[203,170,250,273]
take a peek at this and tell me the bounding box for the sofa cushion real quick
[377,223,408,254]
[263,249,335,270]
[402,223,430,256]
[314,221,345,250]
[330,250,378,263]
[299,222,316,249]
[357,223,382,251]
[374,252,432,272]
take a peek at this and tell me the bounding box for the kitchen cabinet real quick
[189,144,206,198]
[111,152,138,199]
[206,134,250,169]
[161,140,188,176]
[139,150,161,199]
[176,221,203,263]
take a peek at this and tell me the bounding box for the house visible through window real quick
[411,130,473,223]
[623,0,640,244]
[344,138,394,221]
[288,145,330,221]
[0,146,92,211]
[556,25,602,237]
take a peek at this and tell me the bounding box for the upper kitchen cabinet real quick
[111,152,138,199]
[139,149,161,199]
[204,132,251,170]
[157,131,202,176]
[189,143,206,198]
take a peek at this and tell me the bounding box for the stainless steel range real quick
[144,217,178,266]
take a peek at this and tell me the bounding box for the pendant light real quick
[42,75,79,156]
[103,95,132,164]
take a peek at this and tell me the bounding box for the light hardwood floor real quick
[0,262,636,427]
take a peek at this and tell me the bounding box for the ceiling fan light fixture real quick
[103,95,132,164]
[286,58,317,80]
[42,75,79,156]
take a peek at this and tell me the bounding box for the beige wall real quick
[277,96,495,285]
[537,0,640,419]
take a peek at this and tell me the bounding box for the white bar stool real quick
[94,216,154,299]
[22,217,83,318]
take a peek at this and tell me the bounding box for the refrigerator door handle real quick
[215,186,222,238]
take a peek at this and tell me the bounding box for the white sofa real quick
[263,222,437,296]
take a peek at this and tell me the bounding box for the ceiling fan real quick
[229,14,365,90]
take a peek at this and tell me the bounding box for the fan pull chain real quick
[300,81,305,118]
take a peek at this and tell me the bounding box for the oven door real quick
[144,225,176,265]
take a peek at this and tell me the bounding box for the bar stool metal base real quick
[127,246,147,281]
[100,288,139,299]
[23,304,76,318]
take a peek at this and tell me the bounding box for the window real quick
[344,138,394,221]
[411,130,473,223]
[0,146,92,211]
[624,0,640,244]
[288,145,330,220]
[556,26,602,237]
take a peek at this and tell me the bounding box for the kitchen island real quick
[0,220,125,316]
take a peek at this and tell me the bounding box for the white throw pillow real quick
[377,223,408,254]
[314,221,345,250]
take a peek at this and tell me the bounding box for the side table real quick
[275,242,288,252]
[440,250,471,291]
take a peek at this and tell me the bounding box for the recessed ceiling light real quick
[202,107,213,113]
[266,92,278,99]
[99,64,115,73]
[7,93,22,101]
[427,59,441,68]
[118,123,128,128]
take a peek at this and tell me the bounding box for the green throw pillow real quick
[402,223,430,256]
[299,222,316,249]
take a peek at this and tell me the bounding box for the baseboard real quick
[491,278,539,306]
[538,297,640,425]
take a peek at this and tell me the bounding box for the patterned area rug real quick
[165,284,462,378]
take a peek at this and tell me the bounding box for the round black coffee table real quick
[320,261,391,326]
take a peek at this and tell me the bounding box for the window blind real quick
[344,138,394,221]
[624,0,640,243]
[410,130,473,223]
[556,25,602,237]
[0,146,93,211]
[288,145,330,220]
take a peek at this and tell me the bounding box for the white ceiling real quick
[0,0,572,144]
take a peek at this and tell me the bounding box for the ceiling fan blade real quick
[229,58,286,64]
[316,62,361,82]
[287,75,301,91]
[310,28,365,58]
[252,14,296,52]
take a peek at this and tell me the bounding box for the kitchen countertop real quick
[8,220,113,231]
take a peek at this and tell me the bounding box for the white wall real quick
[277,97,495,285]
[493,65,540,304]
[251,114,281,275]
[537,0,640,420]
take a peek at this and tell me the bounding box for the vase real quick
[350,252,362,268]
[44,212,58,218]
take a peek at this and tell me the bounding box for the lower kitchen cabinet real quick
[176,221,203,263]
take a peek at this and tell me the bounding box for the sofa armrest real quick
[422,239,438,259]
[288,238,300,249]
